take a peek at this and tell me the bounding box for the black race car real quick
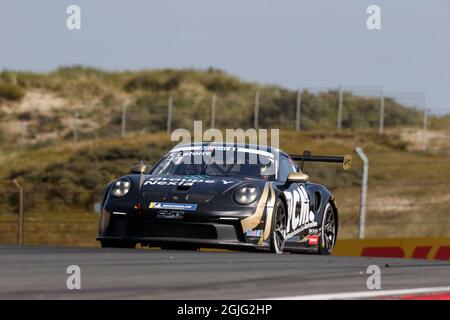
[97,143,351,254]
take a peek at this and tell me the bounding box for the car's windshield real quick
[151,147,277,180]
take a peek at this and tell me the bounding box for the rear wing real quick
[289,151,352,171]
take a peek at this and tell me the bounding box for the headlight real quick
[111,178,131,197]
[234,184,259,205]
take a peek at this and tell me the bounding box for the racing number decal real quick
[283,186,317,239]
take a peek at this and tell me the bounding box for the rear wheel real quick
[318,202,337,255]
[100,240,136,249]
[269,198,287,254]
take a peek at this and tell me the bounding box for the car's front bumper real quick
[97,210,267,250]
[96,235,261,250]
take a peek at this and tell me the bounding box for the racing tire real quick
[100,240,136,249]
[269,198,287,254]
[318,202,337,255]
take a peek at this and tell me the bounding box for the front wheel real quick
[269,198,287,254]
[318,202,337,255]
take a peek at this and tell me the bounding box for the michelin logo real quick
[149,202,197,211]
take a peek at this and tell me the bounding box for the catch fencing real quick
[8,86,434,151]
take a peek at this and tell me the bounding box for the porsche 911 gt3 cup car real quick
[97,143,351,254]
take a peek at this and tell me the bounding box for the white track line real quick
[267,287,450,300]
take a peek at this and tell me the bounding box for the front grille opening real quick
[127,221,217,239]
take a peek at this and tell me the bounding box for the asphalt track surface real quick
[0,245,449,299]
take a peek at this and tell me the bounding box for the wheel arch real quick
[276,191,289,213]
[101,181,114,208]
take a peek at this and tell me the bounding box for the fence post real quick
[356,147,369,239]
[73,109,79,142]
[121,103,127,137]
[295,90,302,131]
[13,179,24,246]
[379,90,385,134]
[422,107,428,152]
[254,91,260,129]
[337,86,343,130]
[211,94,216,128]
[167,96,173,134]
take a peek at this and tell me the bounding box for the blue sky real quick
[0,0,449,114]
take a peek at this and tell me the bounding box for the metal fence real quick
[8,86,433,151]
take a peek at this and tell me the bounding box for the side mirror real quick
[286,172,309,183]
[130,164,150,174]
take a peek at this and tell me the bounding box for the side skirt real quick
[284,245,319,254]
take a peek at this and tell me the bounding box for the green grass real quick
[0,82,25,101]
[0,211,98,246]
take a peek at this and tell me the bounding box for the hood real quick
[139,174,258,203]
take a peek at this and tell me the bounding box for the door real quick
[277,156,318,246]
